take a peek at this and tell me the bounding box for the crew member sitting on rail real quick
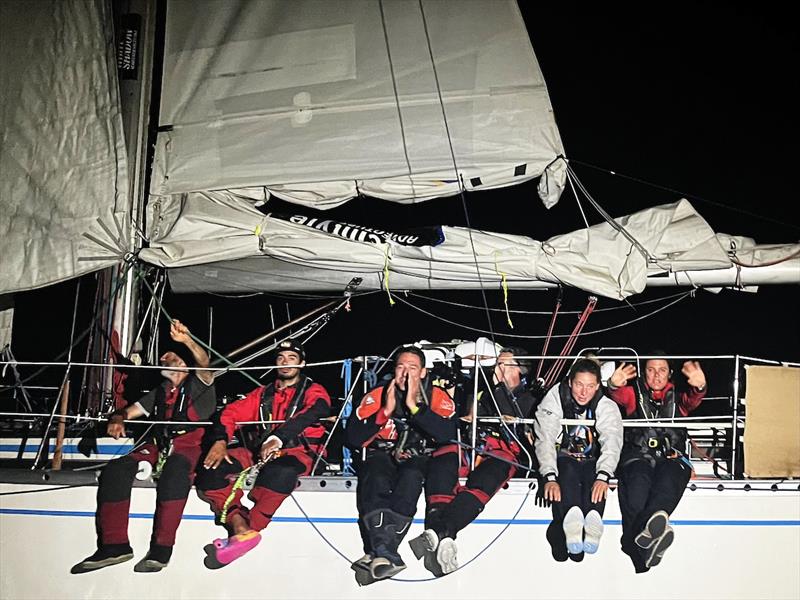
[409,346,538,576]
[346,346,456,583]
[606,352,707,572]
[72,319,216,574]
[196,340,331,567]
[534,358,623,562]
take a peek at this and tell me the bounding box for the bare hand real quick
[682,360,706,389]
[591,480,609,504]
[107,415,125,439]
[260,438,282,462]
[203,440,232,469]
[609,362,637,388]
[169,319,191,344]
[544,481,561,502]
[404,371,421,412]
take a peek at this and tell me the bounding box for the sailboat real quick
[1,1,798,599]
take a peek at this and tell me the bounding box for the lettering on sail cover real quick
[270,213,445,247]
[116,14,141,80]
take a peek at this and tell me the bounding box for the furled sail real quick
[150,0,567,209]
[0,0,130,295]
[140,194,799,299]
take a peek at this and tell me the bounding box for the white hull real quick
[2,478,798,600]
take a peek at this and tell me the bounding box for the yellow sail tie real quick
[383,246,395,306]
[495,253,514,329]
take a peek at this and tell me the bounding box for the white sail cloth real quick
[151,0,566,209]
[0,0,130,295]
[140,193,800,299]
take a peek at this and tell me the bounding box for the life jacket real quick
[151,376,202,448]
[362,380,453,457]
[623,379,687,459]
[257,375,322,449]
[556,379,603,461]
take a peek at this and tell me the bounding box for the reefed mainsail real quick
[140,193,800,299]
[150,0,566,209]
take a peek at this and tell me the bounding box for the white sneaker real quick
[435,537,458,575]
[563,506,585,555]
[582,510,604,554]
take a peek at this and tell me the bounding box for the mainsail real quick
[149,0,567,209]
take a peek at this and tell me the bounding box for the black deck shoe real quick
[71,545,134,574]
[134,544,172,573]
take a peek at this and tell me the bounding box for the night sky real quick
[7,3,799,405]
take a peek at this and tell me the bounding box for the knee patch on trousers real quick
[98,456,138,503]
[255,459,302,495]
[157,454,193,501]
[466,458,513,498]
[195,459,243,492]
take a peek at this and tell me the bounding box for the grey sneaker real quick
[71,547,134,574]
[635,510,669,549]
[646,526,675,568]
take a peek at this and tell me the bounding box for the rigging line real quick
[377,0,418,200]
[13,260,141,388]
[729,247,800,268]
[288,469,535,584]
[416,0,497,343]
[476,365,534,474]
[139,272,262,388]
[408,289,690,315]
[543,297,596,388]
[567,171,590,230]
[391,289,692,339]
[0,483,97,497]
[536,290,562,381]
[567,158,800,233]
[567,165,654,262]
[33,280,84,470]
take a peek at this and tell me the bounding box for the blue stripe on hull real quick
[2,508,799,527]
[0,444,130,455]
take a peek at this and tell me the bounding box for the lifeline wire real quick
[391,289,693,340]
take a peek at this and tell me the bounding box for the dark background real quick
[6,3,799,406]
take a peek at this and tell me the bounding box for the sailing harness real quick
[219,449,283,524]
[149,377,214,478]
[370,381,438,461]
[556,379,603,462]
[625,380,688,462]
[256,375,318,449]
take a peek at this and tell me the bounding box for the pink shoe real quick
[208,530,261,566]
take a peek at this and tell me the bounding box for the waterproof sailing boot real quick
[71,544,134,574]
[350,553,375,586]
[363,509,412,581]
